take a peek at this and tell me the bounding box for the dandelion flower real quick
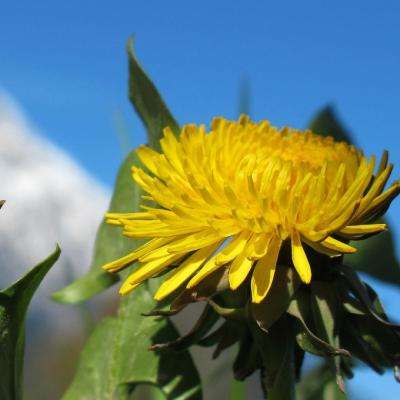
[103,116,399,303]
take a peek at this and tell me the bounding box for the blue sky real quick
[1,1,400,398]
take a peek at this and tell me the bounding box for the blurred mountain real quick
[0,91,110,399]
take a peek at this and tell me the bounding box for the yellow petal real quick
[215,231,251,265]
[320,236,357,254]
[251,236,282,303]
[291,230,312,284]
[166,230,221,253]
[119,281,140,296]
[228,252,254,290]
[154,242,221,301]
[339,224,386,236]
[102,237,174,272]
[247,234,271,260]
[105,212,155,220]
[186,251,223,289]
[125,253,184,287]
[136,145,161,176]
[358,182,400,221]
[302,237,341,257]
[138,231,219,262]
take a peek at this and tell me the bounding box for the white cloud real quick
[0,90,110,329]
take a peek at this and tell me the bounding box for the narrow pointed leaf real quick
[127,37,179,148]
[0,246,61,400]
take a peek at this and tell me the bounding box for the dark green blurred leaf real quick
[237,78,251,117]
[345,229,400,285]
[308,106,352,143]
[309,106,400,285]
[127,37,180,148]
[0,246,60,400]
[63,283,201,400]
[52,150,142,304]
[233,339,260,381]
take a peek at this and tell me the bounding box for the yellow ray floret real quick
[102,115,399,304]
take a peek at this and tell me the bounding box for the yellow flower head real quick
[103,116,400,303]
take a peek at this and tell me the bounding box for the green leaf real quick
[127,37,180,148]
[52,150,141,304]
[309,106,400,285]
[63,283,202,400]
[0,246,61,400]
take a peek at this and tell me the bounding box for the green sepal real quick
[211,323,242,360]
[149,304,219,352]
[170,269,230,314]
[336,264,400,329]
[288,289,349,357]
[310,282,346,392]
[198,322,227,348]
